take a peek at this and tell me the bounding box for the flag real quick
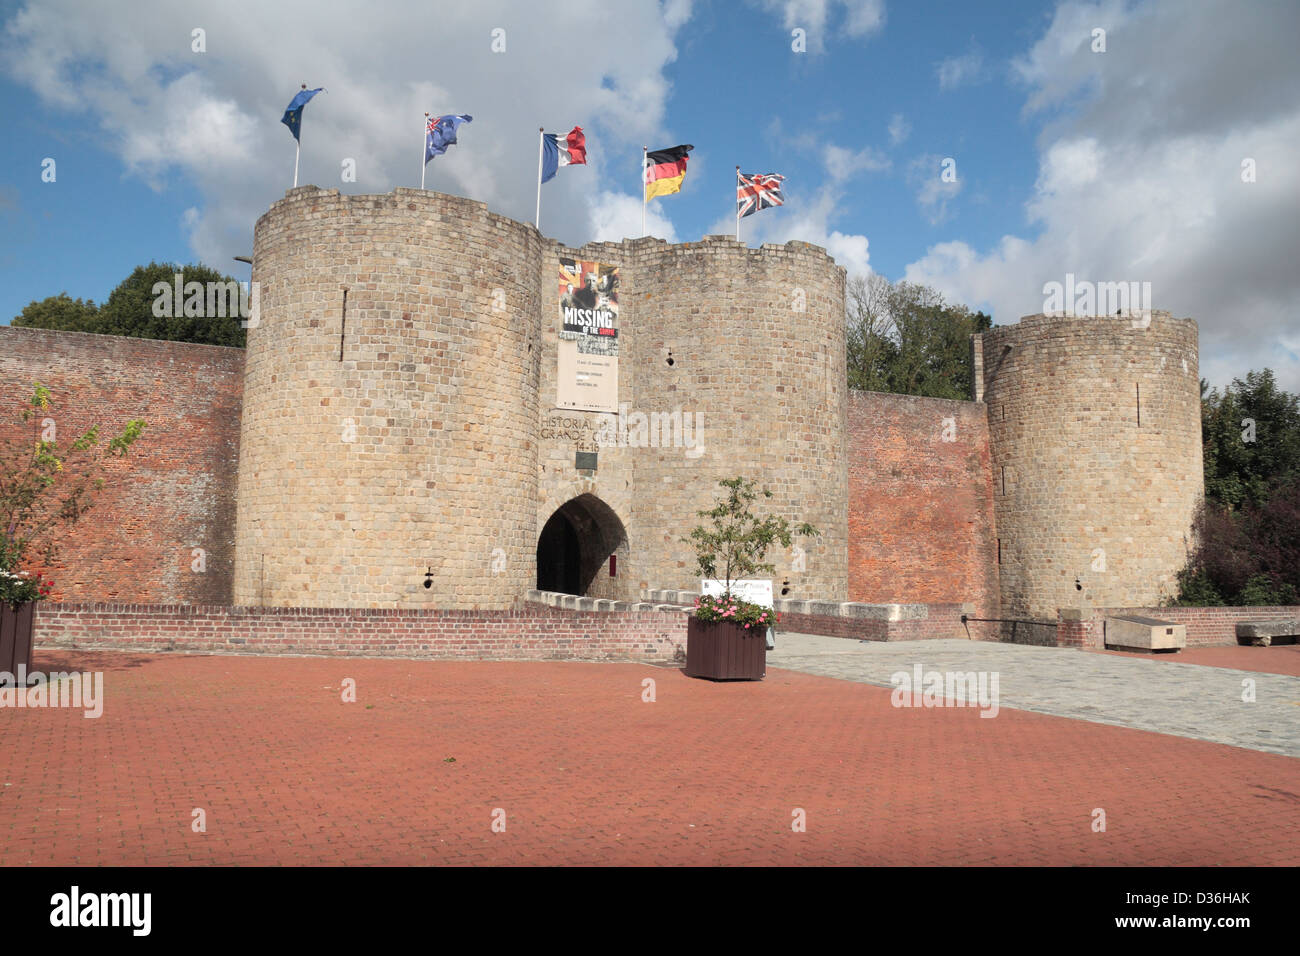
[281,87,323,142]
[644,144,693,200]
[426,114,473,163]
[541,126,587,184]
[737,172,786,218]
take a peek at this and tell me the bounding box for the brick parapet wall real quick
[1067,605,1300,648]
[32,600,687,662]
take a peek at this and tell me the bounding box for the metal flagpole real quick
[735,167,741,241]
[641,146,647,238]
[421,113,429,190]
[293,83,305,188]
[535,127,544,228]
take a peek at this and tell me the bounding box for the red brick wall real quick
[0,328,244,604]
[33,600,688,661]
[846,391,999,617]
[1084,605,1300,648]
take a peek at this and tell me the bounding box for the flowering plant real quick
[0,568,53,607]
[693,593,777,630]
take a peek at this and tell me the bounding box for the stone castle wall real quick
[977,312,1204,618]
[0,187,1206,631]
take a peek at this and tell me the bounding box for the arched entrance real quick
[537,494,627,596]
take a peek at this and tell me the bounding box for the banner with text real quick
[556,258,619,413]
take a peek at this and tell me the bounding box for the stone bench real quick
[1105,615,1186,652]
[1236,619,1299,647]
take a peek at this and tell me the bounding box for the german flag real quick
[644,144,693,200]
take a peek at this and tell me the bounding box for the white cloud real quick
[906,0,1300,392]
[823,143,890,181]
[907,154,962,225]
[2,0,695,265]
[936,48,985,91]
[589,190,680,243]
[887,113,910,146]
[752,0,885,53]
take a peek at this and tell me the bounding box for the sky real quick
[1,0,1297,391]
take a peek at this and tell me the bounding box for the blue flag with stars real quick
[281,87,323,142]
[425,114,472,163]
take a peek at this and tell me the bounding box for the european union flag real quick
[281,87,324,142]
[425,114,472,164]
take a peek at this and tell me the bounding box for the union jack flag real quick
[737,172,785,218]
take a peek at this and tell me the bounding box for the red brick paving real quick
[1,650,1298,866]
[1098,642,1300,676]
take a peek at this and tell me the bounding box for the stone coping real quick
[529,588,972,621]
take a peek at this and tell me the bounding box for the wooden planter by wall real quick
[0,602,35,679]
[685,617,766,681]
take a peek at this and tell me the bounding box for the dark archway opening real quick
[536,494,627,596]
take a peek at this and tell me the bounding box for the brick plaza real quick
[2,643,1296,866]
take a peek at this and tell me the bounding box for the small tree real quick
[0,385,145,598]
[684,477,818,627]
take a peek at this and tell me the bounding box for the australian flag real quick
[281,87,323,142]
[737,172,786,218]
[426,114,473,163]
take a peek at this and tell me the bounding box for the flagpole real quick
[293,83,305,188]
[421,113,429,190]
[735,166,741,241]
[535,127,545,229]
[641,146,647,238]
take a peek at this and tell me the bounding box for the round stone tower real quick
[977,312,1203,618]
[233,187,542,609]
[628,237,849,600]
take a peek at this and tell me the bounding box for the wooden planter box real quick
[685,617,766,681]
[0,602,35,680]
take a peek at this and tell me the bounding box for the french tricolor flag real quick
[541,126,587,183]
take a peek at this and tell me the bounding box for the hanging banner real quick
[556,258,619,413]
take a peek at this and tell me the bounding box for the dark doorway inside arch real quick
[536,494,627,596]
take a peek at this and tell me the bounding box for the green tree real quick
[11,261,248,348]
[97,262,248,347]
[845,274,991,399]
[1201,370,1300,510]
[684,476,819,599]
[11,293,100,333]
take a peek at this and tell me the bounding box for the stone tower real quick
[975,312,1204,619]
[233,187,543,609]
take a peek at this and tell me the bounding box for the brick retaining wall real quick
[33,601,688,662]
[1056,605,1300,649]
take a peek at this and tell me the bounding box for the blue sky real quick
[2,0,1297,389]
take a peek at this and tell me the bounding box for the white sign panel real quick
[700,578,773,609]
